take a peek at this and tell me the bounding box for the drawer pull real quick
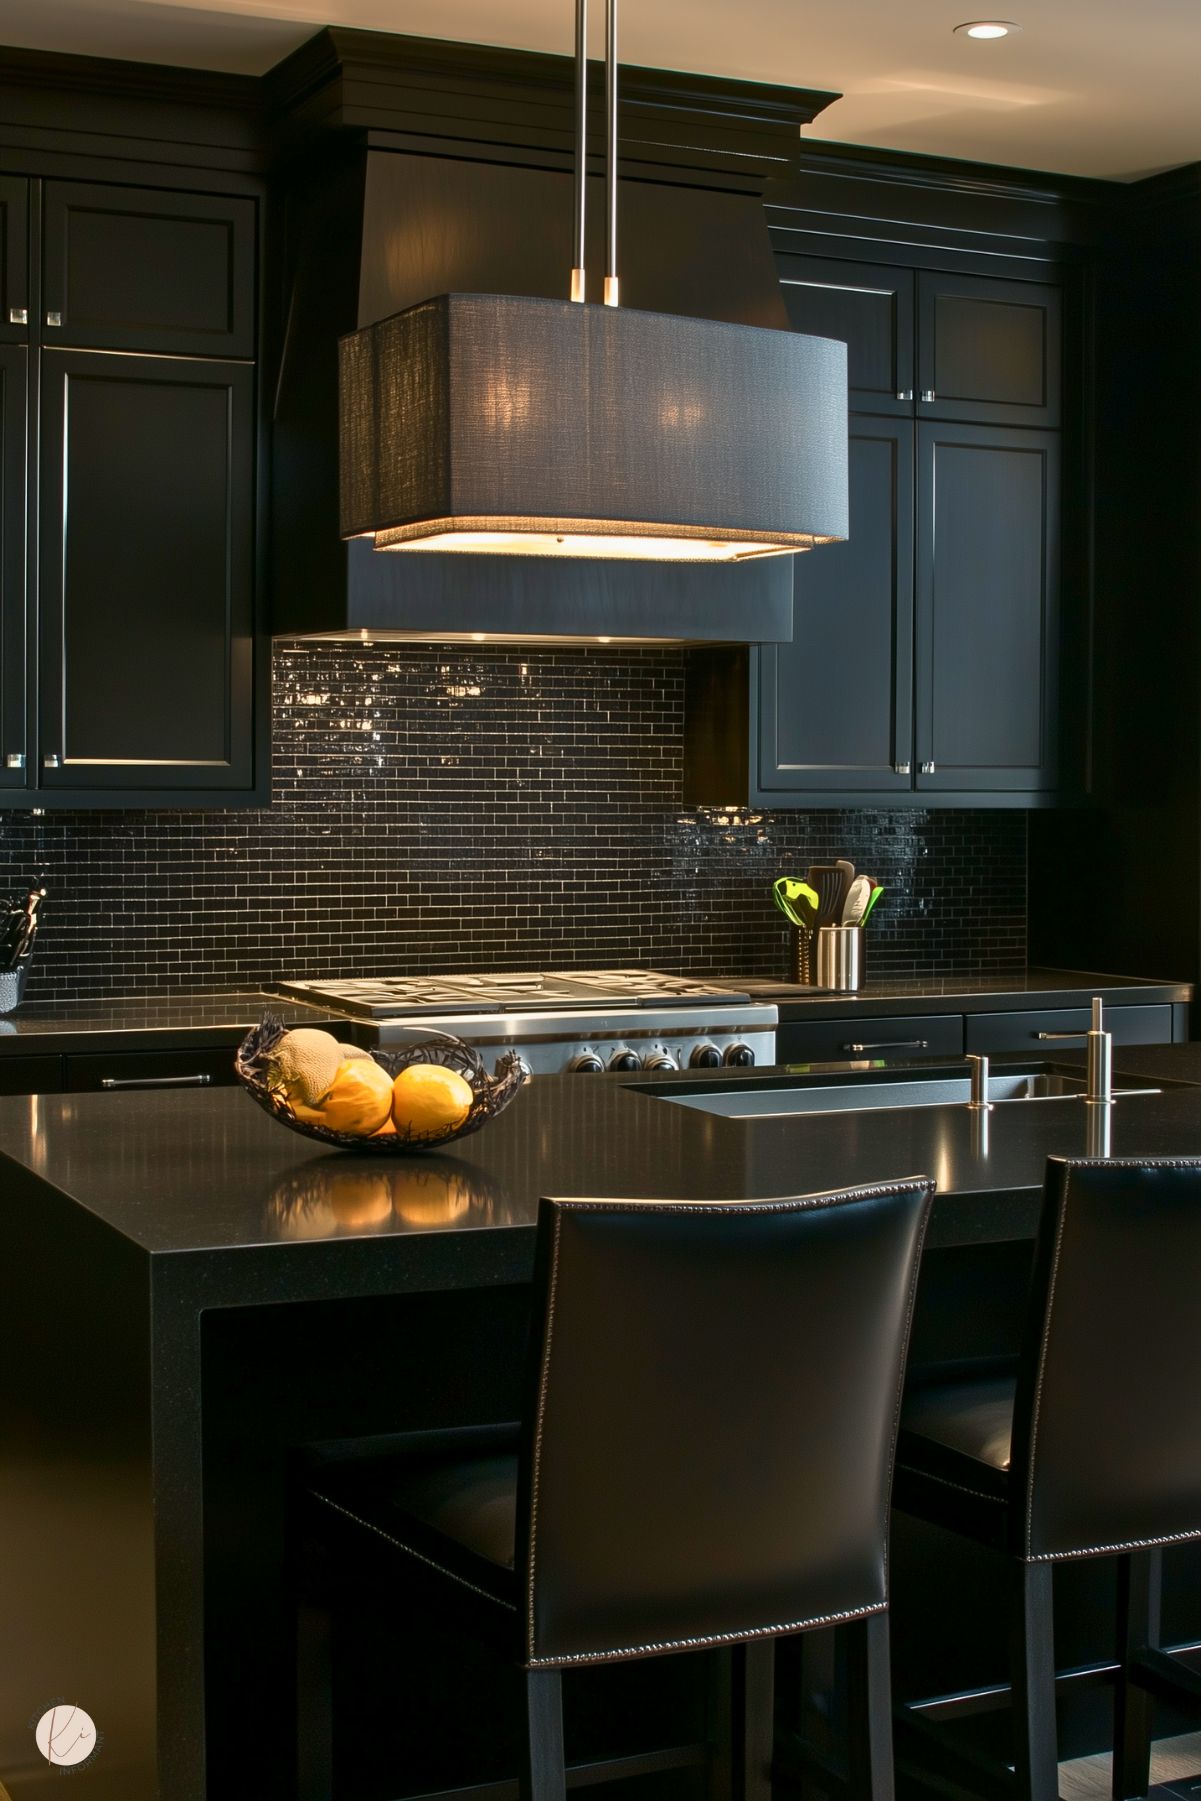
[843,1038,929,1053]
[1035,1031,1087,1041]
[100,1073,213,1090]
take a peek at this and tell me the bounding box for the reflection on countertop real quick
[267,1154,516,1238]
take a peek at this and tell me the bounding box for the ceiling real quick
[0,0,1198,183]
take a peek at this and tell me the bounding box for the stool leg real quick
[1009,1561,1058,1801]
[296,1599,334,1801]
[706,1647,734,1801]
[733,1639,775,1801]
[1113,1550,1161,1801]
[846,1612,894,1801]
[520,1667,565,1801]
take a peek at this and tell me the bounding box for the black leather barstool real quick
[892,1156,1201,1801]
[294,1180,933,1801]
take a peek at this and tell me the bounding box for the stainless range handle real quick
[1035,1030,1087,1041]
[843,1038,929,1053]
[100,1074,213,1090]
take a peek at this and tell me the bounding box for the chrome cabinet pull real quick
[896,389,914,401]
[921,761,936,774]
[100,1074,213,1090]
[894,762,911,775]
[43,753,60,769]
[4,752,24,769]
[8,308,27,325]
[45,311,63,328]
[920,389,935,402]
[1035,1030,1087,1041]
[843,1039,930,1053]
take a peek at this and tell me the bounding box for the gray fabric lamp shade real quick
[339,293,848,562]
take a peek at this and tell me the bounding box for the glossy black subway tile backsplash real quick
[0,644,1025,1002]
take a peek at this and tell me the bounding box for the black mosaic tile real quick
[0,643,1026,1002]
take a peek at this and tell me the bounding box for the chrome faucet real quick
[1085,995,1113,1107]
[966,1052,992,1111]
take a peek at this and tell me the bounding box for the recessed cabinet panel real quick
[918,273,1061,427]
[915,423,1059,792]
[777,255,914,414]
[42,182,255,357]
[0,346,27,789]
[758,419,914,794]
[39,352,254,788]
[0,178,29,345]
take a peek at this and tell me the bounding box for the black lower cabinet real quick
[38,351,256,794]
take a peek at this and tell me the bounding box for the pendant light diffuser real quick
[339,293,849,561]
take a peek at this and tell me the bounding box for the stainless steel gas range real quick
[273,970,777,1076]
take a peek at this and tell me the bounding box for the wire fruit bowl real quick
[235,1015,527,1154]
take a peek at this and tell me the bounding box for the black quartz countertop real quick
[0,989,339,1053]
[0,968,1188,1055]
[3,1043,1201,1263]
[703,966,1192,1018]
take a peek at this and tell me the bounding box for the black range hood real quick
[269,33,839,644]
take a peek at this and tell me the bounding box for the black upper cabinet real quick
[758,418,914,795]
[776,255,914,415]
[917,272,1061,428]
[38,352,255,790]
[0,345,27,787]
[0,179,30,346]
[41,183,255,359]
[776,258,1061,429]
[914,422,1060,792]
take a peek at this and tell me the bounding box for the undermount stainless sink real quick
[651,1064,1164,1121]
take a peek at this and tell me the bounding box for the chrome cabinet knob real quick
[921,760,936,774]
[894,762,911,775]
[45,311,63,328]
[920,389,935,402]
[896,389,914,401]
[8,308,27,325]
[4,752,24,769]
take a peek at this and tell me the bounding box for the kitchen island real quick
[4,1053,1201,1800]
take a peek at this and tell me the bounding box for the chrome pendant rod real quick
[604,0,619,305]
[570,0,588,301]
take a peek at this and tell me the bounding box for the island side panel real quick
[0,1150,156,1799]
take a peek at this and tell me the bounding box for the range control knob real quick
[723,1043,756,1068]
[567,1051,604,1074]
[607,1048,642,1073]
[642,1050,678,1072]
[690,1043,723,1069]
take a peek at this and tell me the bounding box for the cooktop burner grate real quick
[273,970,751,1020]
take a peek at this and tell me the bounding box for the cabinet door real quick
[757,418,914,796]
[0,177,29,346]
[0,345,28,790]
[776,255,914,414]
[915,422,1059,793]
[917,273,1061,428]
[42,182,255,357]
[38,351,255,792]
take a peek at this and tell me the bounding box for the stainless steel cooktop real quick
[274,970,752,1020]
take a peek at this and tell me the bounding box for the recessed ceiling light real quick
[954,19,1021,37]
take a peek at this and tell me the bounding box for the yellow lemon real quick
[391,1063,474,1135]
[291,1056,395,1136]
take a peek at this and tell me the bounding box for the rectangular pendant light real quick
[339,293,848,562]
